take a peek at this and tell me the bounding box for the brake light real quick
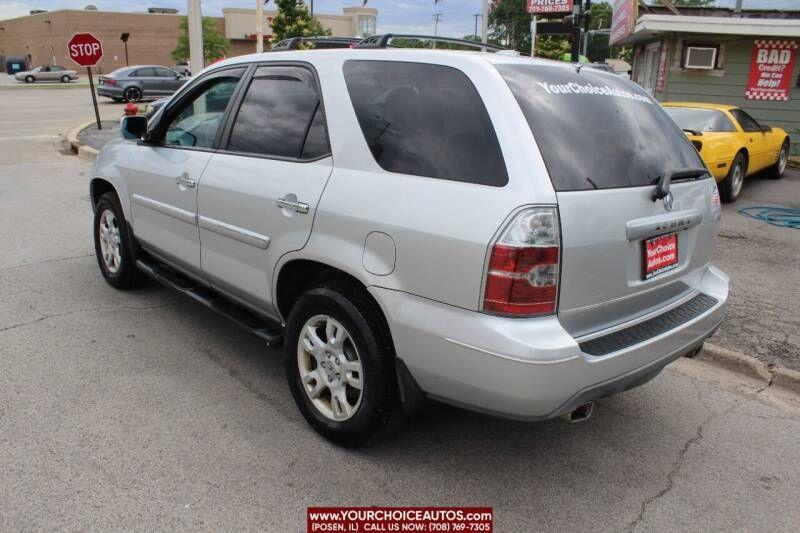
[483,207,560,317]
[103,78,116,86]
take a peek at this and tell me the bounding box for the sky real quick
[0,0,797,37]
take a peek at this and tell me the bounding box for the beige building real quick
[0,5,378,74]
[223,7,377,56]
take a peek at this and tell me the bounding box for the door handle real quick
[176,174,196,188]
[276,196,310,214]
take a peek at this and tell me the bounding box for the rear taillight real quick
[103,78,116,86]
[483,207,560,317]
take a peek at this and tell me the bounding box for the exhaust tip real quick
[563,401,594,424]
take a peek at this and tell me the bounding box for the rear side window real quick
[343,60,508,187]
[134,67,155,77]
[495,64,703,191]
[227,65,330,159]
[730,109,761,132]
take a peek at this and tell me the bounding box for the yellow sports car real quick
[662,102,790,202]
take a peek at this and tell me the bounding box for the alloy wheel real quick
[98,209,122,274]
[297,314,363,421]
[731,161,744,197]
[125,87,142,103]
[778,145,787,175]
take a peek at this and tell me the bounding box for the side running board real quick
[136,258,284,348]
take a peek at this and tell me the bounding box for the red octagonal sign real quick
[67,32,103,68]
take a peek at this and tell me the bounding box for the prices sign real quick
[745,40,798,101]
[527,0,574,14]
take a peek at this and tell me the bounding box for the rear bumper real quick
[371,265,729,420]
[97,86,123,98]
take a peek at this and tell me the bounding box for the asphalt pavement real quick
[1,88,799,531]
[711,167,800,371]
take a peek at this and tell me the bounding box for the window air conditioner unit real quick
[685,46,717,70]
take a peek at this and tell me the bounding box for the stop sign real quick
[67,32,103,68]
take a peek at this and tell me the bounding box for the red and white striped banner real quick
[745,40,797,101]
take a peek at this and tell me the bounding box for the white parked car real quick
[89,39,729,446]
[15,65,78,83]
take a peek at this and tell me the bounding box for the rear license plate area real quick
[643,232,678,280]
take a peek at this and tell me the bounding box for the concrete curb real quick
[78,144,100,161]
[699,342,800,394]
[67,120,95,157]
[773,367,800,396]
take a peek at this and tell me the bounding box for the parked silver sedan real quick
[14,65,79,83]
[97,65,187,103]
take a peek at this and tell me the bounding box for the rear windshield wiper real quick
[652,167,708,201]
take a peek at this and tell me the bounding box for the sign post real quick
[67,32,104,130]
[527,1,575,57]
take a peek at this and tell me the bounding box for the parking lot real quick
[1,86,799,531]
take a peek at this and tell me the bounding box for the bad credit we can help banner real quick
[745,40,798,101]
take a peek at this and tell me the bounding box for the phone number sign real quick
[745,40,798,101]
[527,0,574,14]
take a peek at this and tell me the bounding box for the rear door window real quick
[495,64,703,191]
[227,65,330,160]
[343,60,508,187]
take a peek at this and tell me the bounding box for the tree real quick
[270,0,330,45]
[535,36,571,60]
[489,0,533,55]
[171,17,229,64]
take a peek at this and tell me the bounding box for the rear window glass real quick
[343,60,508,187]
[664,107,736,133]
[495,64,703,191]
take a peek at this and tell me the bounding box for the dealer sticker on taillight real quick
[643,232,678,280]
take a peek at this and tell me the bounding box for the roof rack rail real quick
[355,34,511,53]
[271,36,361,51]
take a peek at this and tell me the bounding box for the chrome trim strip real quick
[444,338,578,365]
[131,194,196,225]
[198,215,270,249]
[626,209,703,241]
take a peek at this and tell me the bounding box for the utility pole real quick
[310,0,314,16]
[481,0,489,44]
[473,14,481,39]
[187,0,204,73]
[256,0,264,53]
[433,13,443,49]
[570,0,583,63]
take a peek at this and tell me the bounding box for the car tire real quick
[25,75,34,83]
[769,140,789,179]
[93,192,146,290]
[719,152,746,203]
[124,86,142,103]
[60,75,71,83]
[285,284,398,447]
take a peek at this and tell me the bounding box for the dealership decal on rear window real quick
[537,81,652,103]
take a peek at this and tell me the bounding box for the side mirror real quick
[120,115,148,140]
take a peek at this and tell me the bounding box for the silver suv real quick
[90,48,729,446]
